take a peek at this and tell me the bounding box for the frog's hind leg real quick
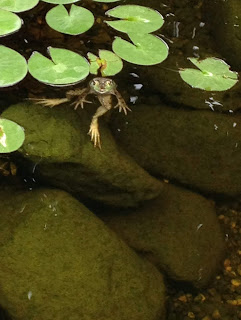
[88,97,111,148]
[30,97,70,108]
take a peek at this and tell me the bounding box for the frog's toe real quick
[88,125,101,149]
[71,99,92,110]
[29,98,69,107]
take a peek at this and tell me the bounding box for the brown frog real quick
[33,77,131,148]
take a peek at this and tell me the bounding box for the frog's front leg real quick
[88,95,112,148]
[67,88,92,110]
[30,97,70,108]
[113,89,131,115]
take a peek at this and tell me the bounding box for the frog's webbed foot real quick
[113,89,131,115]
[87,104,110,149]
[29,98,70,108]
[67,88,92,110]
[88,118,101,149]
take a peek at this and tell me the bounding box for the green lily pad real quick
[88,50,123,76]
[0,9,22,36]
[106,5,164,34]
[113,33,168,66]
[0,118,25,153]
[93,0,120,2]
[179,57,238,91]
[0,0,39,12]
[28,47,90,85]
[46,4,94,35]
[0,46,27,87]
[41,0,79,4]
[87,52,100,75]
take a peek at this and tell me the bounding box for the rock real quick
[204,0,241,70]
[101,183,225,288]
[0,188,166,320]
[110,103,241,196]
[139,55,241,112]
[1,102,162,207]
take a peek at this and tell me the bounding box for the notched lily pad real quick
[46,4,94,35]
[28,47,90,85]
[88,50,123,76]
[179,57,238,91]
[112,33,169,66]
[106,5,164,34]
[0,118,25,153]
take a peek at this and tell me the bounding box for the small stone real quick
[201,317,211,320]
[194,293,206,303]
[188,311,195,319]
[231,279,241,287]
[178,295,188,303]
[212,309,221,319]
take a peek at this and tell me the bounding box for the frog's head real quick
[89,77,116,94]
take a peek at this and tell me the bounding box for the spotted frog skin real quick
[33,78,131,148]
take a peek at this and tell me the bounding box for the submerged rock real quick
[1,102,162,207]
[140,55,241,112]
[0,188,166,320]
[111,103,241,196]
[101,183,225,288]
[204,0,241,71]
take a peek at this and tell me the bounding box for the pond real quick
[0,0,241,319]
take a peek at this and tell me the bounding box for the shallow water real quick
[0,0,241,319]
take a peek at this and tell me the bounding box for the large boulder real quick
[0,187,166,320]
[1,102,162,207]
[110,103,241,196]
[101,183,225,288]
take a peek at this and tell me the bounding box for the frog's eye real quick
[105,80,112,86]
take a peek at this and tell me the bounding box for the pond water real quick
[0,0,241,319]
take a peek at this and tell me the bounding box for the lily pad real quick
[46,4,94,35]
[93,0,120,2]
[0,0,39,12]
[106,5,164,34]
[41,0,79,4]
[87,52,100,75]
[28,47,90,85]
[0,9,22,37]
[112,33,169,66]
[88,50,123,76]
[179,57,238,91]
[0,46,27,86]
[0,118,25,153]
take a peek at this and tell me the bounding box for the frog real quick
[32,77,131,148]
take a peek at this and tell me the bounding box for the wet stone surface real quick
[0,187,166,320]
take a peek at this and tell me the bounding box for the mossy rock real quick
[101,183,225,288]
[0,188,166,320]
[110,103,241,196]
[204,0,241,71]
[1,102,162,207]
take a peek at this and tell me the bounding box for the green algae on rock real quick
[0,188,166,320]
[101,183,225,288]
[1,102,162,207]
[204,0,241,71]
[110,103,241,196]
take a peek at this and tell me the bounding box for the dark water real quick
[0,0,239,319]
